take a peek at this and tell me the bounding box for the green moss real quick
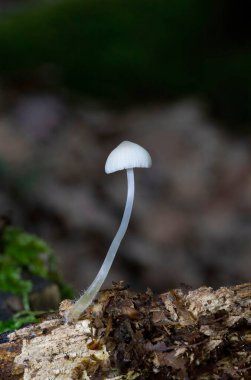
[3,227,53,277]
[0,226,73,333]
[0,311,40,334]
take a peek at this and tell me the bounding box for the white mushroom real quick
[65,141,152,322]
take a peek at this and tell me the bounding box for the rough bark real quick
[0,282,250,379]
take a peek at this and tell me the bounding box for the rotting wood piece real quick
[0,283,250,379]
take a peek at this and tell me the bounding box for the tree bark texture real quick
[0,282,250,379]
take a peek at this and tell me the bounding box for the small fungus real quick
[65,141,152,322]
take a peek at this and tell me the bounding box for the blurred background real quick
[0,0,250,296]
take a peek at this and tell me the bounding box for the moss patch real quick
[0,225,72,333]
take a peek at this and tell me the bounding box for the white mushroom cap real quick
[105,141,152,174]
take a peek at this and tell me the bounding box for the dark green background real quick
[0,0,250,127]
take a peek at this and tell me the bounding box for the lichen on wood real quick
[0,282,250,379]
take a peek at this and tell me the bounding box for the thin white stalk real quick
[66,168,135,322]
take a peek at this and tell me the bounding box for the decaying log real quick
[0,282,250,379]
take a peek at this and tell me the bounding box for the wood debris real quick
[0,282,250,379]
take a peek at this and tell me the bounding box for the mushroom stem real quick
[66,168,135,322]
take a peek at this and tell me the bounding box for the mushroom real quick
[65,141,152,322]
